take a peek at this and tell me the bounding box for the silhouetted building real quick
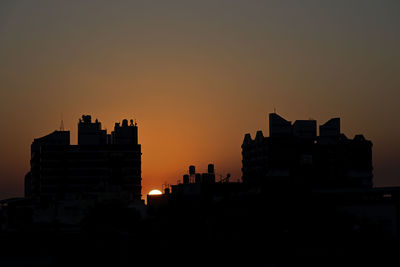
[24,115,142,223]
[147,164,240,212]
[242,113,373,188]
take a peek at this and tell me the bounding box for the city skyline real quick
[1,111,382,201]
[1,1,400,200]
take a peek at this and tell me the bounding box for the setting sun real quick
[148,189,162,196]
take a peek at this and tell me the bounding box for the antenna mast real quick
[60,114,64,131]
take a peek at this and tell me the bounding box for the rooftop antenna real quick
[59,113,64,131]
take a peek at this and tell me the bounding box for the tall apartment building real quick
[25,115,141,206]
[242,113,373,188]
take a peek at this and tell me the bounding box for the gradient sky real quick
[1,0,399,200]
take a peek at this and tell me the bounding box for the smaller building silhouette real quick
[242,113,373,188]
[147,163,238,212]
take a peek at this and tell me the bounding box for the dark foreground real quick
[1,189,400,266]
[1,230,399,267]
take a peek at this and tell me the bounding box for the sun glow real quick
[148,189,162,195]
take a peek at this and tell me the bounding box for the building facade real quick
[25,115,142,207]
[242,113,373,188]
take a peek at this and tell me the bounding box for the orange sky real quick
[1,1,400,199]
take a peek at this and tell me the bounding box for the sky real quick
[0,0,399,200]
